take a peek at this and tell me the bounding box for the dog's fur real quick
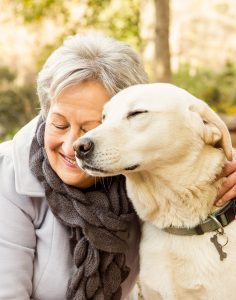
[75,83,236,300]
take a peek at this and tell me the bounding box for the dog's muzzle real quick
[74,137,94,159]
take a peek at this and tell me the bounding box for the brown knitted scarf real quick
[29,118,138,300]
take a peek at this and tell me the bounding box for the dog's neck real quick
[125,147,226,229]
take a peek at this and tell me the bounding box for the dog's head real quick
[74,83,232,177]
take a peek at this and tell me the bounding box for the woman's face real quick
[44,80,110,188]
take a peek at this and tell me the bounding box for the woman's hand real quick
[215,152,236,206]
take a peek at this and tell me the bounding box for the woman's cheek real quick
[44,126,63,151]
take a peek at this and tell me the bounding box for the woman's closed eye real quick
[52,123,69,130]
[80,127,88,133]
[80,121,102,134]
[80,125,98,134]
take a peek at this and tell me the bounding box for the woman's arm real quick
[0,196,36,299]
[0,154,36,299]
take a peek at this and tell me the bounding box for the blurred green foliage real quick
[1,61,236,141]
[0,66,38,141]
[0,67,16,83]
[14,0,69,23]
[173,61,236,113]
[1,0,236,142]
[0,0,142,141]
[82,0,142,49]
[20,0,142,70]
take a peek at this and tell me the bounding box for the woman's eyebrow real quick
[51,112,101,124]
[82,119,102,125]
[51,112,65,118]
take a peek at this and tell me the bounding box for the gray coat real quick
[0,117,139,300]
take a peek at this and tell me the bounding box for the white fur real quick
[75,83,235,300]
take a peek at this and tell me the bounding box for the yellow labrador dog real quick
[74,83,236,300]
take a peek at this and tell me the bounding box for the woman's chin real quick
[56,168,96,188]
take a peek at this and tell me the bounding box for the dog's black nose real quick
[74,138,94,158]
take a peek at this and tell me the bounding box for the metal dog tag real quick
[210,233,228,261]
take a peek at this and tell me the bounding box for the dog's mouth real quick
[81,163,108,174]
[81,162,140,176]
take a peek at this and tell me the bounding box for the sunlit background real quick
[0,0,236,144]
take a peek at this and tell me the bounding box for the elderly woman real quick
[0,32,235,300]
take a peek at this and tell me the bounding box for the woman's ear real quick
[189,100,233,161]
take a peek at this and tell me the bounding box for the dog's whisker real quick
[99,177,106,190]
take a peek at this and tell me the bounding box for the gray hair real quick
[37,32,148,118]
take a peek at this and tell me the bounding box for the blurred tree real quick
[14,0,143,70]
[82,0,142,49]
[0,0,145,140]
[153,0,171,82]
[173,61,236,113]
[0,66,38,141]
[0,67,16,83]
[1,0,236,142]
[14,0,172,80]
[14,0,69,23]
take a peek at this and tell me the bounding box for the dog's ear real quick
[189,101,232,161]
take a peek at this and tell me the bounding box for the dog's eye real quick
[127,110,148,119]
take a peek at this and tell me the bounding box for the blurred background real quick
[0,0,236,144]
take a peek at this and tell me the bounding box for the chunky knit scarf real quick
[29,118,138,300]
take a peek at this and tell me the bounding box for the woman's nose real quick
[62,133,78,157]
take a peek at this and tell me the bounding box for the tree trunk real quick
[154,0,171,82]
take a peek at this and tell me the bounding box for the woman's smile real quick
[59,152,78,168]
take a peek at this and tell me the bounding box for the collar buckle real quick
[209,214,224,235]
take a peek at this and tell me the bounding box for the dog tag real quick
[210,233,227,261]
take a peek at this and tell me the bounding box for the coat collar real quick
[13,116,45,197]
